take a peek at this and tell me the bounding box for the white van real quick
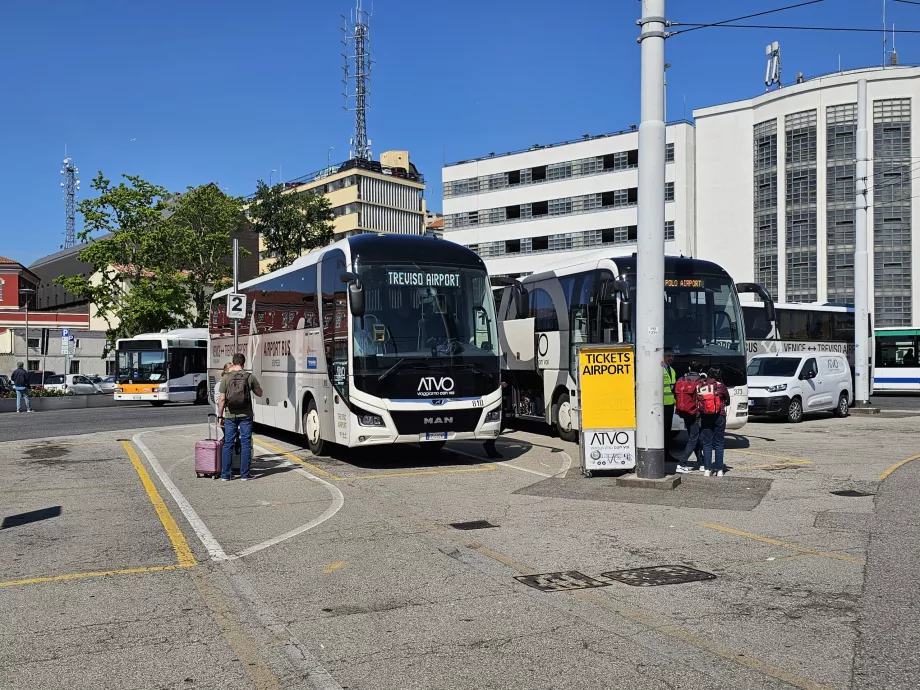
[746,352,851,422]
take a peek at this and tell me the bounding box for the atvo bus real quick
[209,234,502,455]
[494,254,759,440]
[114,328,210,406]
[741,302,856,364]
[874,327,920,392]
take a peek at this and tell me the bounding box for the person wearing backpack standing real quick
[662,348,677,447]
[217,353,263,481]
[698,366,731,477]
[673,363,704,473]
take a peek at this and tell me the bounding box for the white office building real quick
[695,66,920,327]
[442,123,695,276]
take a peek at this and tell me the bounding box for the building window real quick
[508,170,521,185]
[665,182,675,202]
[826,103,857,304]
[70,360,80,374]
[873,98,912,326]
[27,337,40,350]
[666,143,675,163]
[753,119,778,298]
[27,360,39,371]
[532,236,549,251]
[665,220,675,241]
[531,166,547,182]
[106,360,117,375]
[505,239,521,254]
[785,110,818,302]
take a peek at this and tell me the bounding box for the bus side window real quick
[529,287,558,332]
[742,306,772,339]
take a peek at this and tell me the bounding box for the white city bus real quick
[494,254,760,440]
[114,328,210,405]
[874,327,920,392]
[209,234,502,455]
[741,302,856,364]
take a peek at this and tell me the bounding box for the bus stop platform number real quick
[227,293,247,320]
[577,344,637,475]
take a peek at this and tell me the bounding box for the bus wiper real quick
[377,358,436,382]
[450,363,489,377]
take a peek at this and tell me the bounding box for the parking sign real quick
[227,293,247,320]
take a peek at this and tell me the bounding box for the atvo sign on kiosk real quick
[577,344,637,476]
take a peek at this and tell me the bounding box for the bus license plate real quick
[421,432,448,441]
[131,395,144,400]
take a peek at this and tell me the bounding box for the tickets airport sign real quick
[577,345,637,473]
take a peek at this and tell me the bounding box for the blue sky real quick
[1,0,911,265]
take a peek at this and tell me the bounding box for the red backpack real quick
[696,380,723,415]
[674,375,701,415]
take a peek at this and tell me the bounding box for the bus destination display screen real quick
[664,278,706,289]
[387,271,461,287]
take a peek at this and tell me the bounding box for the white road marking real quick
[449,448,554,478]
[133,430,230,562]
[230,445,344,560]
[557,450,573,478]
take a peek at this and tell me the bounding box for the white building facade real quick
[441,123,695,276]
[695,66,920,327]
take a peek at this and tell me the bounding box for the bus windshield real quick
[117,349,167,383]
[351,263,499,396]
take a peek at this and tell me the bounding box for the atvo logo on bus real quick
[418,376,455,397]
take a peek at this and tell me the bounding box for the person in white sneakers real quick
[698,366,731,477]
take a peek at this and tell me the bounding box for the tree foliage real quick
[247,181,334,273]
[164,184,247,326]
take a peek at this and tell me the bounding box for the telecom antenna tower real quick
[342,0,372,160]
[60,154,80,249]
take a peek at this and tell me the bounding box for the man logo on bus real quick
[418,376,455,396]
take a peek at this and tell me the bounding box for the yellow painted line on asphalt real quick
[728,449,812,463]
[879,452,920,481]
[469,542,831,690]
[323,561,346,574]
[697,522,862,564]
[0,564,189,588]
[121,440,197,567]
[255,436,496,481]
[732,460,812,471]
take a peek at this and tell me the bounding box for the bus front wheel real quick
[555,392,579,443]
[150,401,166,407]
[304,399,325,456]
[194,382,208,405]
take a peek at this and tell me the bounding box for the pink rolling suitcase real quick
[195,414,223,479]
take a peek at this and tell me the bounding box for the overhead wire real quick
[671,24,920,35]
[667,0,825,36]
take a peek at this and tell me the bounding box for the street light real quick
[270,169,277,187]
[18,287,35,368]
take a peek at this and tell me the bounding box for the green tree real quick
[55,172,191,339]
[164,183,248,326]
[247,181,334,272]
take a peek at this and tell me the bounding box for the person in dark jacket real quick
[699,366,731,477]
[10,362,33,413]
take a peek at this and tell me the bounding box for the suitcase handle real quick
[207,413,219,441]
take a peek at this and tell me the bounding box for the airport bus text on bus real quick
[114,328,210,405]
[208,234,502,456]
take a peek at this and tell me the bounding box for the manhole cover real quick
[515,571,612,593]
[450,520,498,531]
[600,565,716,587]
[830,490,875,497]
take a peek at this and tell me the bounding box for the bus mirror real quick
[763,301,776,323]
[340,271,361,283]
[513,287,529,319]
[348,282,365,317]
[736,282,776,322]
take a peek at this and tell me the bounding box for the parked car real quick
[27,371,56,389]
[0,374,10,392]
[43,374,103,395]
[746,353,852,422]
[92,376,117,393]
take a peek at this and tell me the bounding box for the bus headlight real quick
[484,408,501,423]
[115,387,123,394]
[355,408,384,427]
[767,383,787,393]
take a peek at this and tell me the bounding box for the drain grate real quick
[450,520,498,531]
[830,490,875,497]
[601,565,716,587]
[515,571,612,593]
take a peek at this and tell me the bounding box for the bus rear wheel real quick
[555,392,578,443]
[194,382,208,405]
[304,398,325,456]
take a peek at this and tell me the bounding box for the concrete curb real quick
[0,395,146,413]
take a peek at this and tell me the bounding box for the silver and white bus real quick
[741,302,856,364]
[874,327,920,392]
[494,253,757,440]
[209,234,502,455]
[115,328,210,405]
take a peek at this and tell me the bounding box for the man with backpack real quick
[673,363,704,474]
[217,353,263,481]
[697,366,731,477]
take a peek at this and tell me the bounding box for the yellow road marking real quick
[256,436,495,481]
[879,452,920,481]
[323,560,346,574]
[0,565,189,588]
[470,542,831,690]
[728,449,811,463]
[255,438,342,479]
[121,440,197,567]
[697,522,862,564]
[732,460,812,471]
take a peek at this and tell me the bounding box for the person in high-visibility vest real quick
[662,348,676,453]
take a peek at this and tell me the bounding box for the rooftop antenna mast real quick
[765,41,782,91]
[60,148,80,249]
[342,0,373,161]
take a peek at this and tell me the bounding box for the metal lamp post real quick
[18,287,35,368]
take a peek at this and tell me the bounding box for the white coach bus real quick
[114,328,210,405]
[494,253,764,440]
[874,327,920,392]
[209,234,502,455]
[741,302,856,364]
